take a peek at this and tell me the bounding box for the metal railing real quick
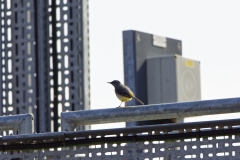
[1,117,240,159]
[1,97,240,159]
[1,118,240,151]
[0,113,34,134]
[61,97,240,131]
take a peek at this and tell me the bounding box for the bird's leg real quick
[117,101,123,108]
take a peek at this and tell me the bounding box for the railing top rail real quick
[0,114,34,134]
[61,97,240,131]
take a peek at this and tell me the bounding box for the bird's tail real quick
[133,97,144,105]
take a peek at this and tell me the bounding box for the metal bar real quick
[0,0,3,116]
[2,132,65,142]
[61,97,240,131]
[64,118,240,138]
[82,0,91,130]
[1,127,240,151]
[0,114,34,134]
[51,0,59,132]
[34,0,51,132]
[1,118,240,151]
[3,118,240,143]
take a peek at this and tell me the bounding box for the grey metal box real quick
[123,30,182,126]
[147,55,201,104]
[123,30,182,106]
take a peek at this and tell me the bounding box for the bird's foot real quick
[117,106,122,108]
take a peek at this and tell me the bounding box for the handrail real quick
[61,97,240,131]
[0,114,34,134]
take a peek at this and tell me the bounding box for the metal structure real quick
[0,0,90,132]
[61,97,240,131]
[48,0,90,132]
[1,119,240,159]
[0,0,37,126]
[123,30,183,127]
[0,113,33,135]
[123,30,182,107]
[147,55,201,104]
[1,98,240,159]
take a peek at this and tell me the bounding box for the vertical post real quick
[51,0,59,132]
[0,0,3,116]
[35,0,51,132]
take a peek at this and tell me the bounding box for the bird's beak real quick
[107,82,111,84]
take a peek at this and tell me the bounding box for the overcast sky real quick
[88,0,240,129]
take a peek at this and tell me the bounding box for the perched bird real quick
[108,80,144,107]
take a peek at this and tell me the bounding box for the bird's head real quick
[108,80,121,87]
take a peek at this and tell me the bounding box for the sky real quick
[88,0,240,130]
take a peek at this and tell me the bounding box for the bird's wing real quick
[115,85,134,98]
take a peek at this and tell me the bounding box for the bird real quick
[108,80,144,107]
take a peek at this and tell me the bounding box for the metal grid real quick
[0,0,37,124]
[0,0,90,132]
[1,118,240,159]
[49,0,90,131]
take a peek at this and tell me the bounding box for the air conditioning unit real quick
[147,54,201,104]
[123,30,200,126]
[123,30,182,106]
